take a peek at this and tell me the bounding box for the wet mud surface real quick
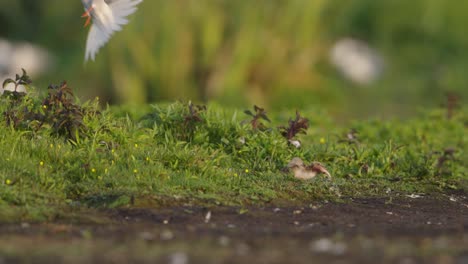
[1,196,467,263]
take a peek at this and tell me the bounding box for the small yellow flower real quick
[245,169,249,173]
[234,173,238,177]
[134,144,138,148]
[133,169,138,174]
[5,179,12,185]
[91,168,96,173]
[320,137,326,144]
[146,157,150,162]
[42,105,47,109]
[50,144,54,148]
[39,161,44,166]
[111,149,115,153]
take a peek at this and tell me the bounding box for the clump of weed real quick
[2,68,32,95]
[445,92,459,119]
[2,69,35,128]
[39,82,88,140]
[183,101,207,138]
[243,105,270,131]
[1,70,92,141]
[434,147,457,176]
[143,101,207,142]
[278,111,309,147]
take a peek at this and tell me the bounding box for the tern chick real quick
[287,157,331,180]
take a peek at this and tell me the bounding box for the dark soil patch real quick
[0,196,467,263]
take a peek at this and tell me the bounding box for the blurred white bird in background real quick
[81,0,143,62]
[0,38,54,94]
[330,38,384,85]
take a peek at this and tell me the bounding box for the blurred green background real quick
[1,0,466,118]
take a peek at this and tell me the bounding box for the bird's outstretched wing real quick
[84,0,143,61]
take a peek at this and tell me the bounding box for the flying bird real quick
[81,0,143,61]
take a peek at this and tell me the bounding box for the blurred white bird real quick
[81,0,143,62]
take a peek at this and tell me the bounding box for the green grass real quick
[0,86,466,222]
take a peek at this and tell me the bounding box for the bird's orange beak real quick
[81,6,94,27]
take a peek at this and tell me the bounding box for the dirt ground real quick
[1,195,467,264]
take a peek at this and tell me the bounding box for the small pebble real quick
[160,230,174,240]
[168,252,188,264]
[310,238,347,255]
[139,231,155,241]
[218,236,230,246]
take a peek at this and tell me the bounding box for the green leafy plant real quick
[143,101,207,142]
[2,70,35,128]
[243,105,271,131]
[2,68,32,94]
[39,81,88,140]
[445,92,460,119]
[1,70,92,141]
[185,101,206,124]
[278,111,309,142]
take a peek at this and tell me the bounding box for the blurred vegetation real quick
[0,77,466,221]
[1,0,467,118]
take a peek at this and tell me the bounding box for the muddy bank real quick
[0,196,467,263]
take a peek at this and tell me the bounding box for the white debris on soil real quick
[293,210,302,215]
[446,195,468,208]
[309,204,320,210]
[168,252,188,264]
[310,238,347,255]
[406,194,423,199]
[288,139,301,148]
[218,236,230,247]
[160,230,174,241]
[329,186,342,197]
[204,211,212,223]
